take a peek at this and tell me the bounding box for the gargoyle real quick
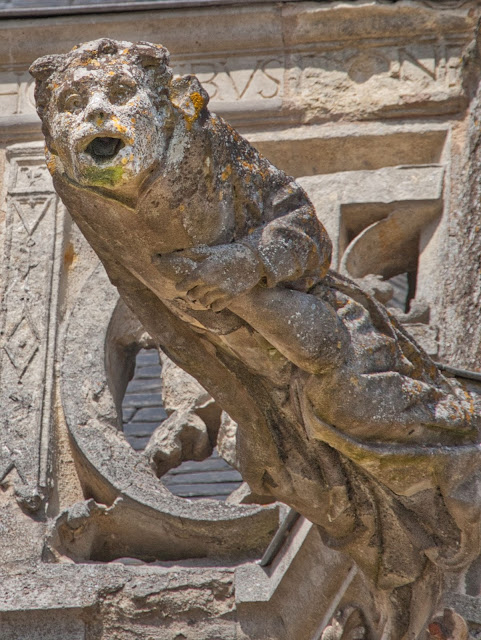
[31,39,481,639]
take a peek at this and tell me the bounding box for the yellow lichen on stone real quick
[190,91,204,113]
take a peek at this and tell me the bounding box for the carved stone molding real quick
[0,142,64,511]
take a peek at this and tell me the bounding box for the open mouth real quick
[85,136,125,162]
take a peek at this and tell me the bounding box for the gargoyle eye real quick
[62,93,84,113]
[109,81,136,105]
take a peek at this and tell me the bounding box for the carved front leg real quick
[228,286,349,375]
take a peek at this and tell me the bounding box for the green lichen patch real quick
[83,165,124,187]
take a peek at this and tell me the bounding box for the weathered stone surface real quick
[235,516,367,640]
[0,611,85,640]
[0,563,239,640]
[30,36,481,639]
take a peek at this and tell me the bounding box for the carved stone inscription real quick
[0,144,63,509]
[175,57,283,104]
[0,37,468,120]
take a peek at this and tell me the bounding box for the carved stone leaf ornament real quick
[30,39,481,640]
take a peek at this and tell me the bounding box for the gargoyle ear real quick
[170,75,210,124]
[132,42,170,70]
[29,53,66,82]
[29,53,67,123]
[131,41,173,88]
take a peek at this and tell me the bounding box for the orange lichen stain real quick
[46,156,57,174]
[78,55,99,68]
[221,164,232,181]
[179,204,185,212]
[63,242,77,269]
[108,71,115,76]
[96,117,104,127]
[463,389,475,417]
[183,91,205,130]
[123,49,130,55]
[129,153,134,162]
[111,116,128,134]
[131,117,136,124]
[121,157,128,165]
[242,160,256,173]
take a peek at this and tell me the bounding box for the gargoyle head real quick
[30,39,209,192]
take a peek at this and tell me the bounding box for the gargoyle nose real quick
[85,93,111,123]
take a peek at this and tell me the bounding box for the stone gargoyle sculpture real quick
[30,39,481,639]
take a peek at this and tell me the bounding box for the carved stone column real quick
[440,33,481,370]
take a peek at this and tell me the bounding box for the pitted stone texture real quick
[32,38,481,639]
[0,611,85,640]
